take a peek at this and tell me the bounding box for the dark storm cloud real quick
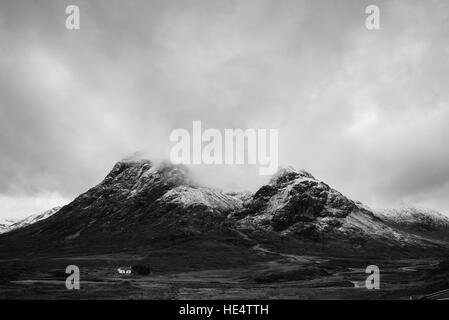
[1,0,449,217]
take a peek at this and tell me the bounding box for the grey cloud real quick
[1,0,449,217]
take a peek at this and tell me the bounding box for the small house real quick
[117,267,132,275]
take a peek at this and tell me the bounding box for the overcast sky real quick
[1,0,449,218]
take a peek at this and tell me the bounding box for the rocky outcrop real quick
[240,167,359,231]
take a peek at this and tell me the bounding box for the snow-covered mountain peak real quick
[0,218,19,233]
[269,166,315,186]
[160,186,243,212]
[375,205,449,231]
[0,206,61,234]
[101,159,194,196]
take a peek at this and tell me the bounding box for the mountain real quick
[234,167,448,256]
[375,206,449,241]
[0,207,61,235]
[0,158,448,264]
[0,218,19,234]
[0,159,248,262]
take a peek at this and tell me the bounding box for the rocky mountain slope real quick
[233,167,448,256]
[0,158,448,262]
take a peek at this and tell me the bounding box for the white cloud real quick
[0,192,70,220]
[26,48,71,92]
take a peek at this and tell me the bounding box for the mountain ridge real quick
[0,207,61,235]
[0,159,448,264]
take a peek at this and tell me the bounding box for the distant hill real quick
[0,207,60,234]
